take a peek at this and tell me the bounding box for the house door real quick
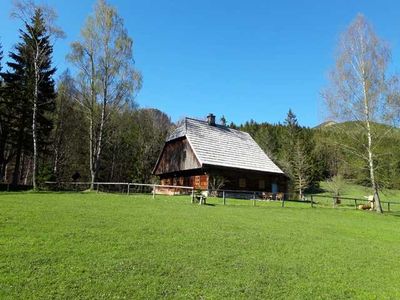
[271,183,278,193]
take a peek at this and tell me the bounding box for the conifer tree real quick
[2,9,57,188]
[282,109,313,198]
[1,37,31,185]
[0,42,8,181]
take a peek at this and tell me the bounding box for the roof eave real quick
[202,163,286,176]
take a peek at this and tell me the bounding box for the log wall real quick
[154,138,200,175]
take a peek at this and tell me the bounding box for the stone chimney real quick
[207,113,216,126]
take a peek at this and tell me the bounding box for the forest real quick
[1,0,400,211]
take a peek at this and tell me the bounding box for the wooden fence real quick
[305,194,397,212]
[42,182,399,212]
[44,181,195,201]
[207,189,399,212]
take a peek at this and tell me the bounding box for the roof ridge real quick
[184,116,246,134]
[185,116,206,123]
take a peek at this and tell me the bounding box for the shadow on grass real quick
[386,211,400,217]
[0,190,97,196]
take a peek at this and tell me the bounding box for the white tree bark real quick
[68,0,141,190]
[32,43,39,190]
[323,15,390,213]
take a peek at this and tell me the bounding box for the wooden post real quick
[191,189,194,204]
[96,183,99,193]
[127,183,130,195]
[388,202,391,212]
[7,184,9,192]
[281,197,285,208]
[253,192,256,206]
[223,191,226,205]
[152,184,156,199]
[333,197,336,208]
[354,199,357,209]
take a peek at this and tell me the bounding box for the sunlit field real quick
[1,192,400,299]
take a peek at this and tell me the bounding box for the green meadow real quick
[1,192,400,299]
[318,181,400,201]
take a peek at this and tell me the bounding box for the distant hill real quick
[314,120,398,132]
[314,120,338,129]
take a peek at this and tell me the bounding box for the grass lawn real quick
[1,192,400,299]
[318,181,400,201]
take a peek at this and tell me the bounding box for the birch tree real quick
[68,0,142,189]
[11,0,64,189]
[323,14,391,213]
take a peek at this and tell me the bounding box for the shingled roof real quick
[166,118,284,174]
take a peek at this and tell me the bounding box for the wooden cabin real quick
[153,114,288,193]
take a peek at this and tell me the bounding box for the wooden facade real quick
[155,138,200,174]
[153,137,288,193]
[160,174,209,190]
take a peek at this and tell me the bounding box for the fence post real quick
[191,189,194,204]
[354,199,357,209]
[96,183,99,193]
[333,197,336,208]
[127,183,130,195]
[281,197,285,208]
[388,202,391,212]
[152,184,156,199]
[310,195,314,208]
[253,192,256,206]
[223,191,226,205]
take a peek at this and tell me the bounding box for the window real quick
[259,180,266,190]
[239,178,246,188]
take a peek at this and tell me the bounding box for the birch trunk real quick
[32,49,39,190]
[93,102,106,184]
[365,113,383,213]
[89,117,95,190]
[362,71,383,213]
[89,53,96,190]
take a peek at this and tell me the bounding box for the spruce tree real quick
[0,41,2,76]
[0,41,7,181]
[29,9,56,189]
[282,109,313,198]
[284,109,299,128]
[2,9,56,187]
[2,35,31,185]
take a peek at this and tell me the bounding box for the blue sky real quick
[1,0,400,127]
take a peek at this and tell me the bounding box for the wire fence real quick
[205,189,400,212]
[42,182,400,213]
[306,194,399,212]
[44,181,195,200]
